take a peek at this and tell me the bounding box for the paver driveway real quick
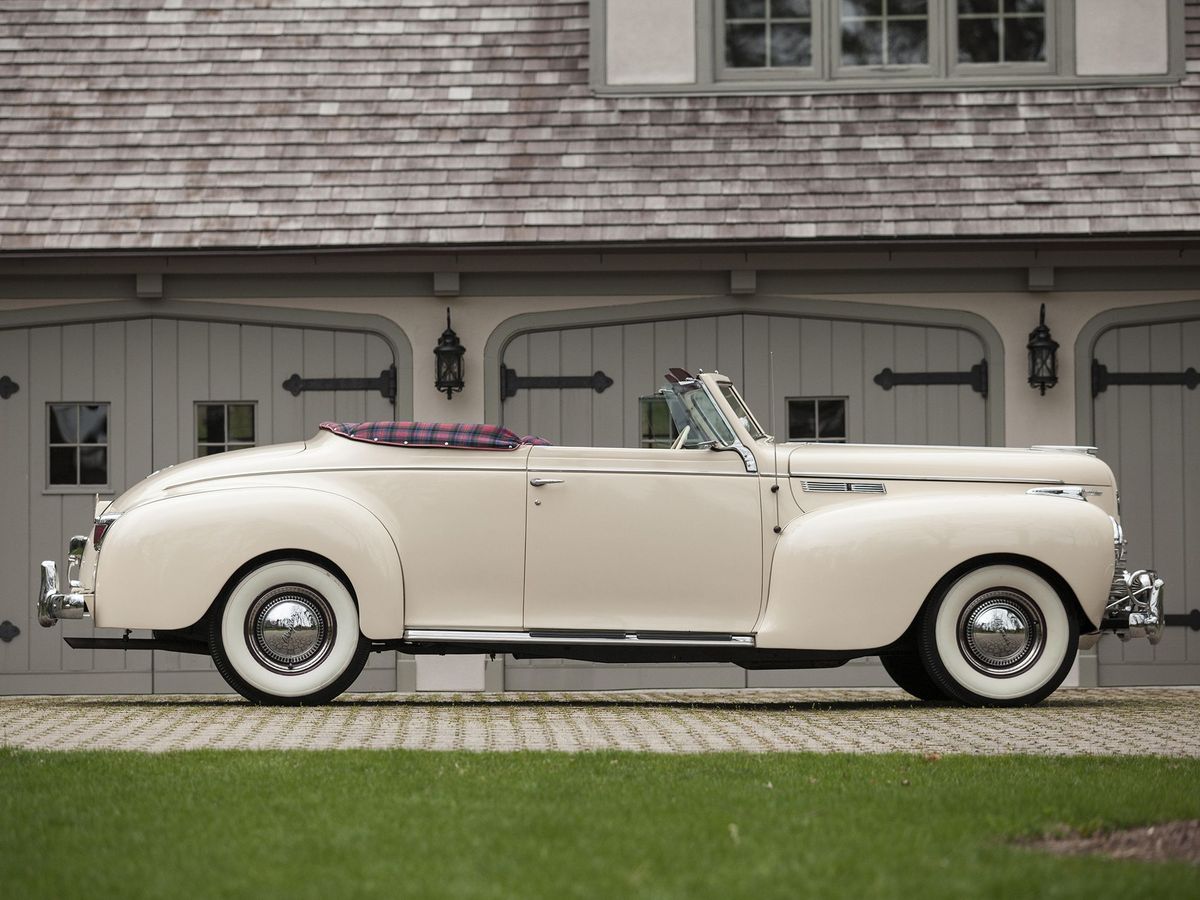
[1,688,1196,755]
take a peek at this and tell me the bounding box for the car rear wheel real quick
[879,653,949,702]
[209,559,369,705]
[917,563,1078,707]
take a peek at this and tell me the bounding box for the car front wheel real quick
[917,563,1078,707]
[209,558,370,705]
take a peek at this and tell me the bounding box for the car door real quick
[522,445,763,633]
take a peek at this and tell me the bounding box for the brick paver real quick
[1,688,1196,755]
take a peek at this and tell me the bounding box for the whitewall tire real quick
[209,559,370,705]
[918,564,1078,707]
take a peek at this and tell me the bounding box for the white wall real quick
[604,0,696,85]
[1075,0,1170,76]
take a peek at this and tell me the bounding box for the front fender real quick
[94,487,404,639]
[757,493,1115,650]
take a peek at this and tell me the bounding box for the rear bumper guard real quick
[37,560,89,627]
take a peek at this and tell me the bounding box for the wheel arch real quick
[757,493,1112,650]
[93,487,405,639]
[920,552,1090,633]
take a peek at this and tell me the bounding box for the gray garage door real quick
[1093,319,1200,686]
[499,312,990,690]
[0,316,406,695]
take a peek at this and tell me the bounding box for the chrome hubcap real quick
[957,589,1046,678]
[245,584,336,675]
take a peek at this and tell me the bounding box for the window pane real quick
[196,445,226,457]
[788,400,816,440]
[1005,15,1046,61]
[888,19,928,63]
[771,0,811,15]
[79,404,107,444]
[49,404,77,444]
[49,446,77,485]
[79,446,107,485]
[959,18,1000,62]
[818,400,847,439]
[198,404,225,444]
[771,22,812,66]
[842,19,883,64]
[842,0,882,16]
[228,404,255,442]
[1012,0,1044,12]
[888,0,927,14]
[727,0,765,18]
[958,0,999,11]
[726,23,767,66]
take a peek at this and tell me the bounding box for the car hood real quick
[784,442,1114,487]
[104,441,308,514]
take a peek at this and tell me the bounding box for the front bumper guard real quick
[37,536,91,628]
[1100,567,1165,645]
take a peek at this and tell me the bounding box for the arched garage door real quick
[0,313,409,695]
[499,310,991,690]
[1092,318,1200,686]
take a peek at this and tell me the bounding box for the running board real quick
[64,636,210,655]
[402,629,755,648]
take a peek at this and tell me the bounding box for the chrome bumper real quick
[37,535,90,627]
[1100,567,1165,645]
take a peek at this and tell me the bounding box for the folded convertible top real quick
[319,421,551,450]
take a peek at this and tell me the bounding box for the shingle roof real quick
[2,0,1200,252]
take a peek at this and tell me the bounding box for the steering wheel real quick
[670,425,691,450]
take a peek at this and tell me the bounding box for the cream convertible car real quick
[39,369,1163,706]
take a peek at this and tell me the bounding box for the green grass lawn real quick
[2,749,1197,899]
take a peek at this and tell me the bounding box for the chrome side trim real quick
[403,629,755,647]
[791,473,1065,485]
[1026,485,1102,501]
[1030,445,1099,456]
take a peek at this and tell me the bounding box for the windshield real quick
[659,380,738,448]
[717,382,767,440]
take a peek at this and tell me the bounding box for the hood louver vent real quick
[801,481,886,494]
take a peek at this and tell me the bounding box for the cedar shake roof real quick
[2,0,1200,253]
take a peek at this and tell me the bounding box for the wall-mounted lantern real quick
[1026,303,1059,396]
[434,308,466,399]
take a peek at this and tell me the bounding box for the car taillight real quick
[92,516,118,549]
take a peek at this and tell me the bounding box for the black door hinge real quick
[1091,360,1199,397]
[501,366,614,400]
[282,365,396,404]
[873,359,988,397]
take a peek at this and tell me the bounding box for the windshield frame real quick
[658,371,760,472]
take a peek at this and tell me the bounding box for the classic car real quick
[38,368,1164,706]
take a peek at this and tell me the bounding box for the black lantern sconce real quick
[434,308,466,399]
[1026,303,1059,396]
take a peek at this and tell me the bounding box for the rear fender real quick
[757,493,1114,650]
[93,487,404,639]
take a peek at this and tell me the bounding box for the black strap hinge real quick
[1091,360,1199,397]
[282,365,396,404]
[1165,609,1200,631]
[501,366,614,400]
[873,359,988,397]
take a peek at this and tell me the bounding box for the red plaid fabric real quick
[319,421,551,450]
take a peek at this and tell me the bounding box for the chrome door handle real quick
[529,478,564,487]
